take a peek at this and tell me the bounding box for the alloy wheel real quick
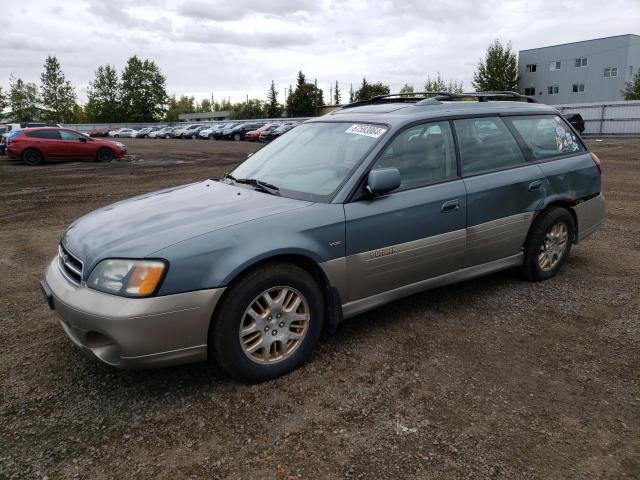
[238,287,310,364]
[538,222,569,271]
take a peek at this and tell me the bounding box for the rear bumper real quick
[42,258,225,368]
[573,193,606,242]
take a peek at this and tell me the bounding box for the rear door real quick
[344,121,466,301]
[26,129,63,157]
[453,116,546,267]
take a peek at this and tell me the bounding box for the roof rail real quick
[339,91,539,109]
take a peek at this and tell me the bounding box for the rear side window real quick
[454,117,525,175]
[374,121,458,189]
[26,129,61,139]
[60,130,85,140]
[509,115,583,159]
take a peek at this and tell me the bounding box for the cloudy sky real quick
[1,0,639,104]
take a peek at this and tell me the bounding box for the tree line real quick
[4,40,635,124]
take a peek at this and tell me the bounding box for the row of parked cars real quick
[85,122,300,143]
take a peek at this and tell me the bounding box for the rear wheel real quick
[96,147,115,162]
[522,207,575,281]
[233,133,241,141]
[211,263,324,383]
[22,148,43,166]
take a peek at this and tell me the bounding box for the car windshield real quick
[231,122,388,200]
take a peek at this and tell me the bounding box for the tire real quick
[165,134,170,139]
[114,134,119,138]
[233,133,241,141]
[96,147,115,162]
[21,148,43,166]
[211,263,325,383]
[522,207,575,282]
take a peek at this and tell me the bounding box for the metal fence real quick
[61,117,312,133]
[555,100,640,136]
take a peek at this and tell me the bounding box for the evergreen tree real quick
[266,80,283,118]
[296,71,306,87]
[85,65,121,122]
[354,78,390,101]
[0,86,8,113]
[40,55,77,123]
[9,76,41,122]
[333,80,341,105]
[472,39,519,92]
[622,70,640,100]
[120,56,168,121]
[72,104,85,123]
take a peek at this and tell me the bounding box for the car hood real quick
[62,180,312,274]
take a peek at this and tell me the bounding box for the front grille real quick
[58,243,83,284]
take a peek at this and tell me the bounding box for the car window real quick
[454,117,525,175]
[509,115,583,160]
[26,129,61,140]
[373,121,458,189]
[60,130,85,140]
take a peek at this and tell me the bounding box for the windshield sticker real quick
[345,124,387,138]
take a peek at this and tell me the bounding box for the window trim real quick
[526,64,537,73]
[549,61,561,71]
[524,87,536,96]
[547,85,559,95]
[604,66,618,78]
[575,57,588,68]
[572,83,585,93]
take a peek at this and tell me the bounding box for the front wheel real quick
[211,263,324,382]
[96,147,115,162]
[522,207,575,282]
[233,133,241,141]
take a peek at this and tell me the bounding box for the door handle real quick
[441,200,460,213]
[528,180,543,192]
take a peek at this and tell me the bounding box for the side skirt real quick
[341,253,523,319]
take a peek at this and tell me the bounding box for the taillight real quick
[591,153,602,174]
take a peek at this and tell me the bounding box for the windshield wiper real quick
[222,173,280,195]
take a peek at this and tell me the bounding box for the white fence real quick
[61,117,312,134]
[555,100,640,136]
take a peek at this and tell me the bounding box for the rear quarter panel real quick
[536,153,602,206]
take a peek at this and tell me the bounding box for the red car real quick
[244,124,276,142]
[7,127,127,165]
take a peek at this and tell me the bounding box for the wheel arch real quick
[21,147,44,163]
[533,198,579,242]
[207,253,342,359]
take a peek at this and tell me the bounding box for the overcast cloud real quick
[1,0,639,103]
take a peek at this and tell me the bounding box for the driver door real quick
[59,130,95,159]
[344,121,467,301]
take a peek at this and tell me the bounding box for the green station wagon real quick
[41,92,605,382]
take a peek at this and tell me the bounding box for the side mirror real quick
[366,168,401,196]
[79,137,87,142]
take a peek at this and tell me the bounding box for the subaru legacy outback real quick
[41,92,605,382]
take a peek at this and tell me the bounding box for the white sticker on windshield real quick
[345,124,387,138]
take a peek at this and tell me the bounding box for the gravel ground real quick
[1,137,638,479]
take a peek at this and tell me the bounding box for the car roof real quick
[318,100,558,127]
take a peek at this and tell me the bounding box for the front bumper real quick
[42,258,225,368]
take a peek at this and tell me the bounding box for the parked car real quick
[88,127,111,137]
[198,124,225,139]
[563,113,585,134]
[244,124,277,142]
[108,128,137,138]
[182,126,207,139]
[8,127,126,165]
[40,92,605,382]
[173,124,206,138]
[211,122,238,140]
[135,126,165,138]
[148,126,174,139]
[225,122,265,141]
[259,122,298,142]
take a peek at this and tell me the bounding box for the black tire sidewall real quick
[97,148,114,162]
[524,208,575,281]
[22,149,42,165]
[211,264,324,382]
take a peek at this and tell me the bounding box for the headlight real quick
[114,142,125,148]
[87,259,167,297]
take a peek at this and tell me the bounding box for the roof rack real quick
[339,91,539,109]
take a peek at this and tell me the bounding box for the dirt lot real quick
[1,137,639,479]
